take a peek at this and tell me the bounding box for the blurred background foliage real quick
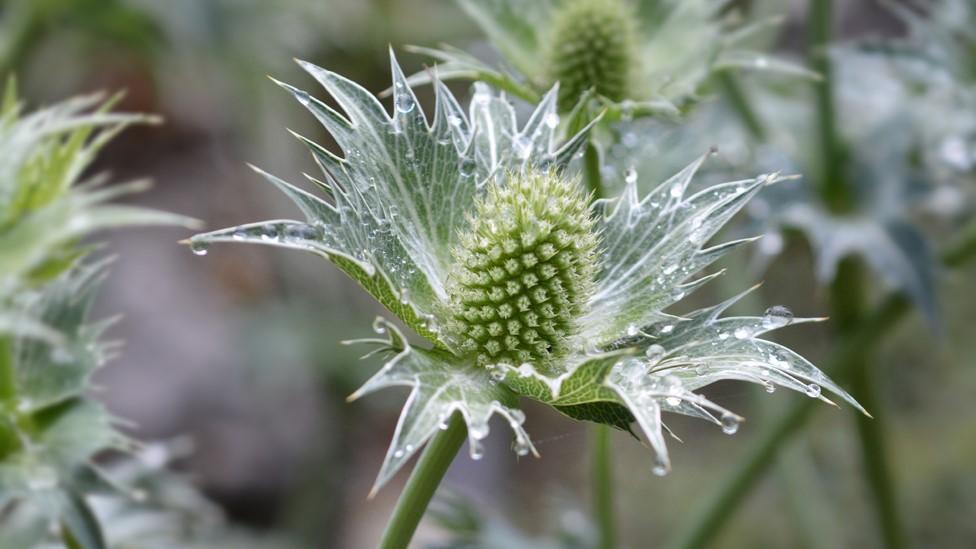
[0,0,974,548]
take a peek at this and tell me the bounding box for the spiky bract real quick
[448,170,597,372]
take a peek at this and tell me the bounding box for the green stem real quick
[810,0,851,212]
[664,220,976,549]
[582,136,615,548]
[377,413,467,549]
[717,72,766,142]
[849,357,907,549]
[0,336,18,459]
[592,425,615,549]
[583,142,604,200]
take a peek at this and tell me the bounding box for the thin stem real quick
[377,412,467,549]
[592,425,615,549]
[717,72,766,142]
[583,142,604,200]
[663,220,976,549]
[582,137,615,549]
[810,0,851,212]
[0,337,19,459]
[849,358,907,549]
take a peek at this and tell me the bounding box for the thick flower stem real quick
[582,135,615,549]
[664,219,976,549]
[377,413,467,549]
[592,425,616,549]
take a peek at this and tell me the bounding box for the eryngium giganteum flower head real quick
[403,0,814,118]
[188,51,865,493]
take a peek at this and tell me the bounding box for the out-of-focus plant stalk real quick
[0,337,18,459]
[582,137,616,549]
[593,424,616,549]
[664,217,976,549]
[717,72,766,142]
[377,413,467,549]
[812,0,907,547]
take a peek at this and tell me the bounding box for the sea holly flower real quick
[403,0,814,116]
[0,86,194,546]
[187,52,864,492]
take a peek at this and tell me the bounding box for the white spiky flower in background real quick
[188,51,865,493]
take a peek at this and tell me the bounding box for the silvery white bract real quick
[0,88,193,338]
[189,52,862,492]
[404,0,814,115]
[600,45,973,329]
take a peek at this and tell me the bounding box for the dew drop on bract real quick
[720,412,740,435]
[762,305,794,329]
[644,344,665,364]
[652,455,669,476]
[395,92,415,114]
[459,157,476,178]
[805,383,822,398]
[544,112,560,129]
[625,167,638,185]
[190,241,209,256]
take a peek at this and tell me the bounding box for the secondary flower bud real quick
[545,0,638,111]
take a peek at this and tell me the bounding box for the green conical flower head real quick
[448,170,598,372]
[545,0,638,111]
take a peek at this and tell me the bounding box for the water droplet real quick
[395,92,415,114]
[459,157,476,178]
[189,241,209,256]
[232,229,247,240]
[469,420,490,440]
[754,57,769,69]
[626,324,639,337]
[514,135,533,159]
[644,344,665,364]
[260,226,280,241]
[665,396,681,406]
[393,449,405,459]
[764,383,776,394]
[286,224,322,241]
[670,183,683,199]
[515,437,531,456]
[805,383,822,398]
[652,455,669,476]
[762,305,794,329]
[733,326,753,340]
[663,264,678,275]
[624,167,638,185]
[399,287,411,305]
[720,412,740,435]
[470,439,484,460]
[544,112,560,129]
[448,114,462,127]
